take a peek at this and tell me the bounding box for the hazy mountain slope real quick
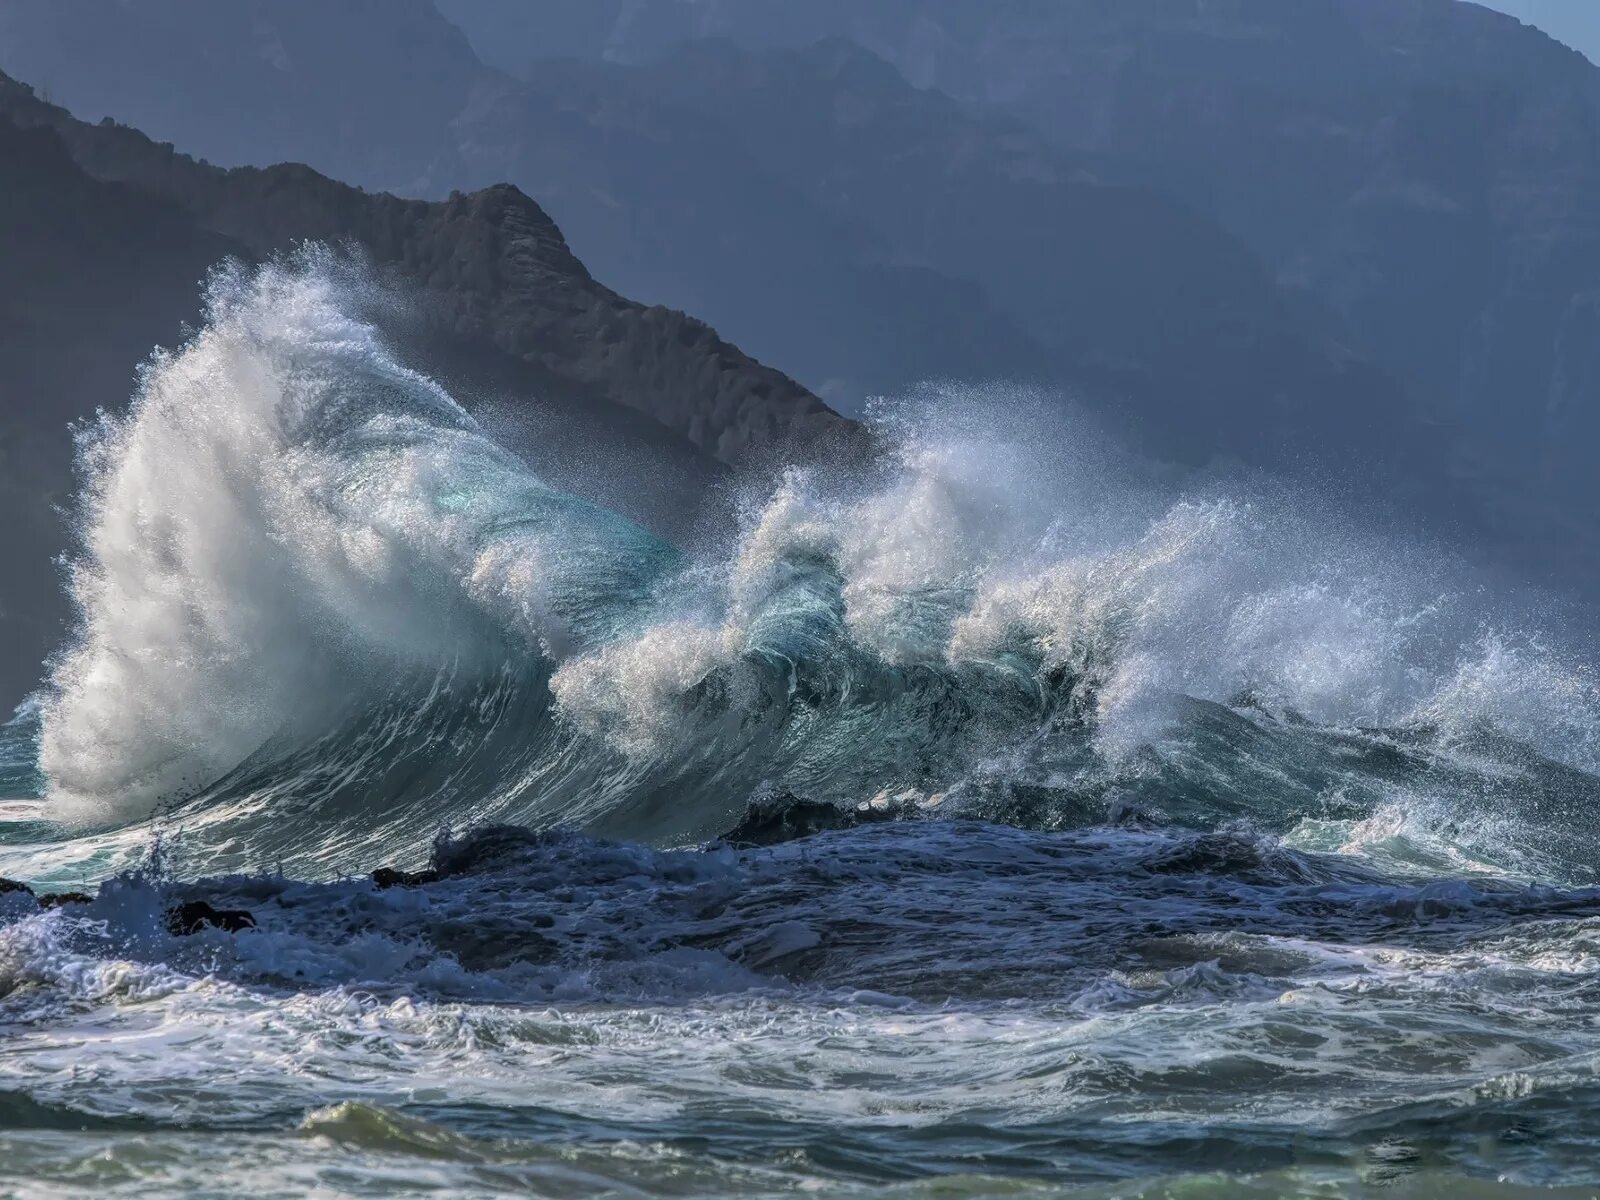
[0,71,844,466]
[0,0,1427,458]
[0,0,1054,409]
[611,37,1441,474]
[0,70,863,707]
[0,0,480,194]
[470,0,1600,512]
[0,0,1444,464]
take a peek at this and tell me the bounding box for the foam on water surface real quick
[6,256,1600,1196]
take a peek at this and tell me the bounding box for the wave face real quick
[8,254,1598,882]
[36,256,679,865]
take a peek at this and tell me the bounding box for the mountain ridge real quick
[0,70,849,466]
[0,68,863,707]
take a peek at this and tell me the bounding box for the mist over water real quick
[6,256,1600,1196]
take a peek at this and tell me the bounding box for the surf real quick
[12,253,1599,885]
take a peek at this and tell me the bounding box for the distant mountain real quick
[1476,1,1600,66]
[0,0,481,193]
[0,0,1054,409]
[4,0,1599,615]
[0,67,851,457]
[0,70,855,707]
[444,0,1600,577]
[602,37,1436,473]
[0,0,1434,472]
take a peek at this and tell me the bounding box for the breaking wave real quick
[8,253,1600,1199]
[13,254,1600,881]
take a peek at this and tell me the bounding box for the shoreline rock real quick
[1,876,96,909]
[165,900,256,936]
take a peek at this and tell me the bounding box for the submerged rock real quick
[0,878,93,908]
[718,789,918,848]
[166,900,256,936]
[371,866,441,889]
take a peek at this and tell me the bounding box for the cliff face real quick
[0,71,844,467]
[0,71,856,707]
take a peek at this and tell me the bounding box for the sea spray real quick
[25,253,1600,881]
[41,253,674,828]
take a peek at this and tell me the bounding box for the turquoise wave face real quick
[0,702,44,804]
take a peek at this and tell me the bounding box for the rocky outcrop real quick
[2,876,255,932]
[164,900,257,935]
[717,789,918,848]
[0,876,95,908]
[371,866,441,890]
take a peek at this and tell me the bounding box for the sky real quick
[1479,0,1600,64]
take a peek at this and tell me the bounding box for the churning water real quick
[3,257,1600,1198]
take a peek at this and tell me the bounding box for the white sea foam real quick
[40,254,664,825]
[558,407,1598,776]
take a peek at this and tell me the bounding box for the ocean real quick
[2,257,1599,1198]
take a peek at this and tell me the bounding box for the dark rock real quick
[166,900,256,936]
[719,788,914,848]
[0,879,93,908]
[372,866,440,889]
